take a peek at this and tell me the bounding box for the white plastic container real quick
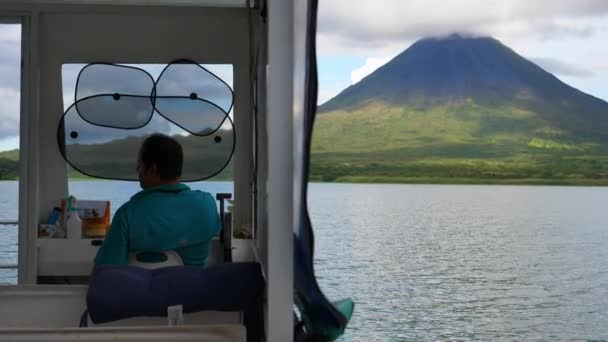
[66,196,82,239]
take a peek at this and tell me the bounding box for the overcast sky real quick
[1,2,608,151]
[0,24,20,151]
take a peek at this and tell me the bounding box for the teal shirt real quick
[94,183,221,267]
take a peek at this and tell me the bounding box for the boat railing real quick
[0,220,17,225]
[0,220,18,269]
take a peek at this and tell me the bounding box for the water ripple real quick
[309,183,608,341]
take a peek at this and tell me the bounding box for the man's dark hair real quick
[140,134,183,180]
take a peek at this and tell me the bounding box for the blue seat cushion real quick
[87,262,264,324]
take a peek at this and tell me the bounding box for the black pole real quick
[216,193,233,262]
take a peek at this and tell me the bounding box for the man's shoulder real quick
[126,186,215,209]
[181,189,215,205]
[186,189,213,198]
[114,200,133,217]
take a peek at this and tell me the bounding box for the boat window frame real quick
[15,6,255,284]
[0,18,22,284]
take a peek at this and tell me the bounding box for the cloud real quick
[0,25,20,44]
[348,53,597,90]
[350,56,393,84]
[0,87,20,137]
[0,25,20,90]
[317,0,608,56]
[530,57,594,78]
[0,24,21,147]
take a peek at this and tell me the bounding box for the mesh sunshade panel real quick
[76,64,156,129]
[59,61,235,181]
[154,97,230,135]
[155,62,234,136]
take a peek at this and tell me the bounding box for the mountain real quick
[312,34,608,184]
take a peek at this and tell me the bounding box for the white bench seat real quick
[0,285,243,338]
[0,325,245,341]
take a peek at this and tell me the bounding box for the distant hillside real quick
[0,149,18,180]
[61,134,233,181]
[0,143,233,181]
[312,34,608,184]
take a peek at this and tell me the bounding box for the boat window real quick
[61,63,235,203]
[0,22,21,285]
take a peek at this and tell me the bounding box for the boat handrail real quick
[0,220,17,225]
[0,264,17,269]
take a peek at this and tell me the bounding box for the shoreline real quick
[309,176,608,186]
[310,176,608,186]
[2,177,608,186]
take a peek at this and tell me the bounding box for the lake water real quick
[1,181,608,340]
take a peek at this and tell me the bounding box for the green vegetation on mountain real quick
[0,149,92,180]
[0,135,233,181]
[0,149,19,180]
[311,34,608,184]
[61,133,233,181]
[311,101,608,184]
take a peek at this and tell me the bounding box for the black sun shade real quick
[58,60,235,181]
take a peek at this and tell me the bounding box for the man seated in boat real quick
[94,133,221,266]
